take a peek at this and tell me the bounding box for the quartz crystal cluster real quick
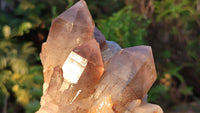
[37,0,163,113]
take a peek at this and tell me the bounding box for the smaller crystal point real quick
[121,46,157,99]
[94,46,157,112]
[47,66,63,97]
[115,46,157,112]
[38,66,64,107]
[70,39,104,96]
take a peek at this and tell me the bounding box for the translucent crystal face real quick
[40,0,95,86]
[62,51,88,84]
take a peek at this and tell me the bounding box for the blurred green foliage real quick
[0,36,43,112]
[97,6,150,47]
[0,29,43,112]
[147,0,200,109]
[0,0,200,112]
[0,0,46,112]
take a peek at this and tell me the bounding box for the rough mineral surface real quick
[37,0,163,113]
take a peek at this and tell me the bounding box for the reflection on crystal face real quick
[70,89,82,104]
[62,51,88,84]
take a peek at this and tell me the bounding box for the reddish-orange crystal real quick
[94,46,157,112]
[37,0,163,113]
